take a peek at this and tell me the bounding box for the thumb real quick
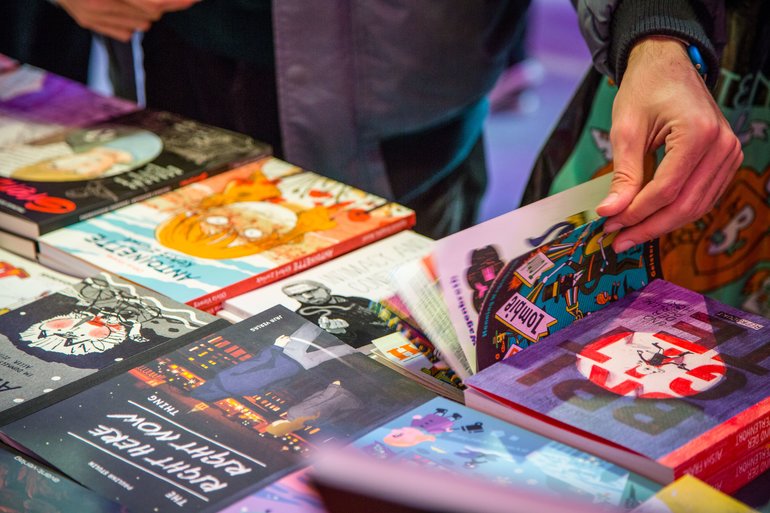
[596,123,647,219]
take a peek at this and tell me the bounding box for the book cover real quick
[38,157,416,310]
[0,272,222,424]
[631,474,758,513]
[0,247,77,314]
[0,109,270,238]
[345,396,659,511]
[217,468,326,513]
[0,306,433,512]
[466,279,770,487]
[475,216,661,371]
[0,62,137,148]
[432,174,611,373]
[222,230,433,321]
[0,442,126,512]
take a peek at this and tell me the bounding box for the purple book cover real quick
[468,279,770,473]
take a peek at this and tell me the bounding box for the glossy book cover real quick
[0,246,76,314]
[0,306,432,512]
[40,157,416,310]
[467,279,770,483]
[475,217,661,371]
[0,272,220,424]
[0,109,269,237]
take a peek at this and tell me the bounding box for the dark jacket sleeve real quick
[574,0,726,89]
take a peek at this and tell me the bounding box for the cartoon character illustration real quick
[6,127,162,182]
[156,169,336,259]
[265,380,362,436]
[282,280,393,347]
[190,322,356,402]
[465,246,504,312]
[10,275,204,369]
[661,166,770,294]
[635,341,692,374]
[455,446,510,469]
[383,408,479,448]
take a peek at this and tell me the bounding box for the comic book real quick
[0,306,433,512]
[311,396,660,512]
[0,109,269,239]
[0,61,137,149]
[0,442,126,512]
[466,279,770,490]
[37,157,416,311]
[0,272,224,425]
[0,246,77,314]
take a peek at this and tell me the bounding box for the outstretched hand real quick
[597,37,742,253]
[57,0,199,42]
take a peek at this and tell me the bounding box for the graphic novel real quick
[0,247,76,314]
[341,396,660,510]
[0,306,433,512]
[475,216,661,371]
[467,279,770,489]
[0,272,221,424]
[0,109,269,238]
[38,157,415,310]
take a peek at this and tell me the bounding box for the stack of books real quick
[1,55,767,513]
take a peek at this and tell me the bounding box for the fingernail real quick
[597,193,619,210]
[614,239,635,253]
[604,222,622,233]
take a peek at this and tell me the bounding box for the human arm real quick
[573,0,741,252]
[56,0,199,42]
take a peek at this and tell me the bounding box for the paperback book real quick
[0,61,137,148]
[0,246,76,314]
[466,279,770,489]
[474,216,661,371]
[313,396,660,512]
[0,272,222,424]
[0,109,270,239]
[0,305,433,512]
[631,474,758,513]
[38,157,416,310]
[0,442,125,512]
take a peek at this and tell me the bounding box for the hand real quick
[318,316,350,333]
[57,0,199,42]
[596,37,742,253]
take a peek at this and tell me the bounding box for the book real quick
[0,61,137,149]
[474,216,661,371]
[0,305,434,512]
[465,279,770,489]
[0,109,270,239]
[0,227,38,260]
[0,442,126,512]
[0,271,223,425]
[221,230,433,321]
[217,468,326,513]
[37,157,416,311]
[0,246,77,314]
[430,173,612,374]
[310,395,660,512]
[631,474,758,513]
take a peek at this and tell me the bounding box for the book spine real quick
[667,396,770,480]
[701,444,770,494]
[188,214,416,311]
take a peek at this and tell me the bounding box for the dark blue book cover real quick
[0,305,433,512]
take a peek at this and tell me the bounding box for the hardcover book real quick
[0,109,270,239]
[0,246,76,314]
[0,62,137,148]
[314,396,660,511]
[0,442,126,512]
[37,157,416,310]
[0,272,222,424]
[0,305,433,512]
[466,279,770,489]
